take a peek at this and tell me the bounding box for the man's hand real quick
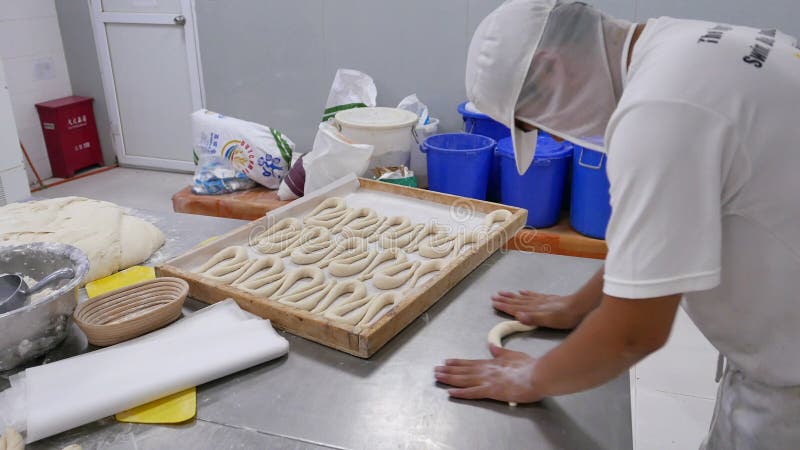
[434,345,543,404]
[491,290,586,329]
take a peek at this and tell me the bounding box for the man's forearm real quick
[531,293,681,398]
[571,267,605,311]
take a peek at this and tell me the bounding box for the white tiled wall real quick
[0,0,72,182]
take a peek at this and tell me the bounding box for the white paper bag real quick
[304,122,374,194]
[321,69,377,122]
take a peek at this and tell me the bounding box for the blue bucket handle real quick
[577,148,605,170]
[464,118,475,134]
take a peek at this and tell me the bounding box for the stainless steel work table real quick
[15,209,630,449]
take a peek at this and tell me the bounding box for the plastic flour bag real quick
[321,69,377,122]
[191,110,295,189]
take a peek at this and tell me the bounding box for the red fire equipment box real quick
[35,96,104,178]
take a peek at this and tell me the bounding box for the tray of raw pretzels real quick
[157,175,527,357]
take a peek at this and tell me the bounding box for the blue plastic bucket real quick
[570,145,612,239]
[458,102,511,202]
[457,102,511,141]
[497,135,571,228]
[423,133,496,200]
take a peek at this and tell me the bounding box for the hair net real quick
[466,0,633,174]
[516,2,632,152]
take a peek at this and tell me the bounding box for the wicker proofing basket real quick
[74,277,189,346]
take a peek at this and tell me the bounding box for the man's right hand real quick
[491,291,589,330]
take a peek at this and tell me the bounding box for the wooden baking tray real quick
[157,177,526,358]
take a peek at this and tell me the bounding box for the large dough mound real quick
[0,197,165,283]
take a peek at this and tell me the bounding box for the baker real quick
[434,1,800,448]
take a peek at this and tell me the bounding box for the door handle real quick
[174,15,186,26]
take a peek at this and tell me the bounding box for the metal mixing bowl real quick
[0,243,89,370]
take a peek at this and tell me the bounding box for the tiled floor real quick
[35,167,192,214]
[631,309,718,449]
[34,167,720,450]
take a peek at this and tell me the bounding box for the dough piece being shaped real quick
[232,255,284,291]
[252,218,302,254]
[277,279,335,311]
[358,248,408,281]
[198,246,251,283]
[418,233,457,259]
[0,428,24,450]
[324,292,400,326]
[379,223,424,249]
[311,280,368,314]
[371,216,411,243]
[373,260,421,290]
[488,320,537,347]
[342,215,385,240]
[278,226,331,257]
[329,248,377,277]
[304,198,348,229]
[273,267,326,298]
[488,319,537,408]
[290,236,337,265]
[316,237,369,269]
[406,223,447,253]
[408,259,448,288]
[484,209,513,230]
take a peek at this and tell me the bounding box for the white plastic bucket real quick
[410,117,439,187]
[334,107,418,171]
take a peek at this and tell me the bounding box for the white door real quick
[90,0,204,172]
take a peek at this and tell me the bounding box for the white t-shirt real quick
[603,17,800,386]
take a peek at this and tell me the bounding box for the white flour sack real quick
[191,110,295,189]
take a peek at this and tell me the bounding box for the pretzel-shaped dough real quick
[371,216,412,243]
[418,233,457,259]
[273,267,326,299]
[277,279,335,311]
[379,223,424,249]
[252,218,303,254]
[408,259,448,288]
[331,208,378,234]
[406,223,448,253]
[341,214,386,239]
[279,226,331,257]
[453,230,483,255]
[304,197,349,229]
[197,246,252,283]
[324,292,400,326]
[372,260,421,290]
[484,209,513,229]
[232,255,284,285]
[310,280,369,314]
[358,292,401,326]
[290,236,337,265]
[358,248,408,281]
[316,237,369,269]
[328,248,378,277]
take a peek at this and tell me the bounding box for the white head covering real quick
[466,0,633,174]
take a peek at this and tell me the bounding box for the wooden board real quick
[171,186,289,221]
[505,216,607,259]
[157,178,526,358]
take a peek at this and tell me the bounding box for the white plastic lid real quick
[334,107,418,130]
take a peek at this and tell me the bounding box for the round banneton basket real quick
[74,277,189,346]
